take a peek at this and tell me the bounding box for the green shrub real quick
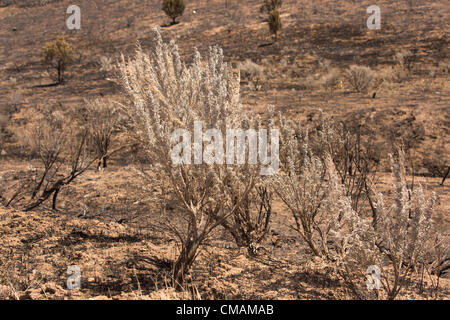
[268,9,282,41]
[260,0,282,13]
[42,36,74,84]
[162,0,186,25]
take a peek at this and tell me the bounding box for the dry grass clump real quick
[320,68,342,90]
[304,60,342,91]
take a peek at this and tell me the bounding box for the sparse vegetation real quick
[98,55,114,78]
[275,115,445,299]
[0,0,448,301]
[219,186,272,256]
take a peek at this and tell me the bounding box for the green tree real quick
[42,37,74,84]
[260,0,282,13]
[268,9,282,41]
[162,0,186,25]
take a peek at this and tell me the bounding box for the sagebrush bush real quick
[220,186,272,256]
[274,111,443,299]
[117,27,273,286]
[273,114,358,258]
[339,149,443,299]
[345,65,375,93]
[309,115,380,214]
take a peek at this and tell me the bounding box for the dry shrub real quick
[338,149,445,299]
[116,28,274,286]
[274,112,443,299]
[83,98,120,170]
[304,74,319,90]
[377,65,407,84]
[238,59,264,80]
[238,59,264,90]
[219,186,272,256]
[4,111,99,211]
[344,65,375,93]
[395,49,417,72]
[321,68,341,90]
[98,55,114,78]
[304,68,341,91]
[273,114,374,259]
[318,59,331,72]
[317,118,380,214]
